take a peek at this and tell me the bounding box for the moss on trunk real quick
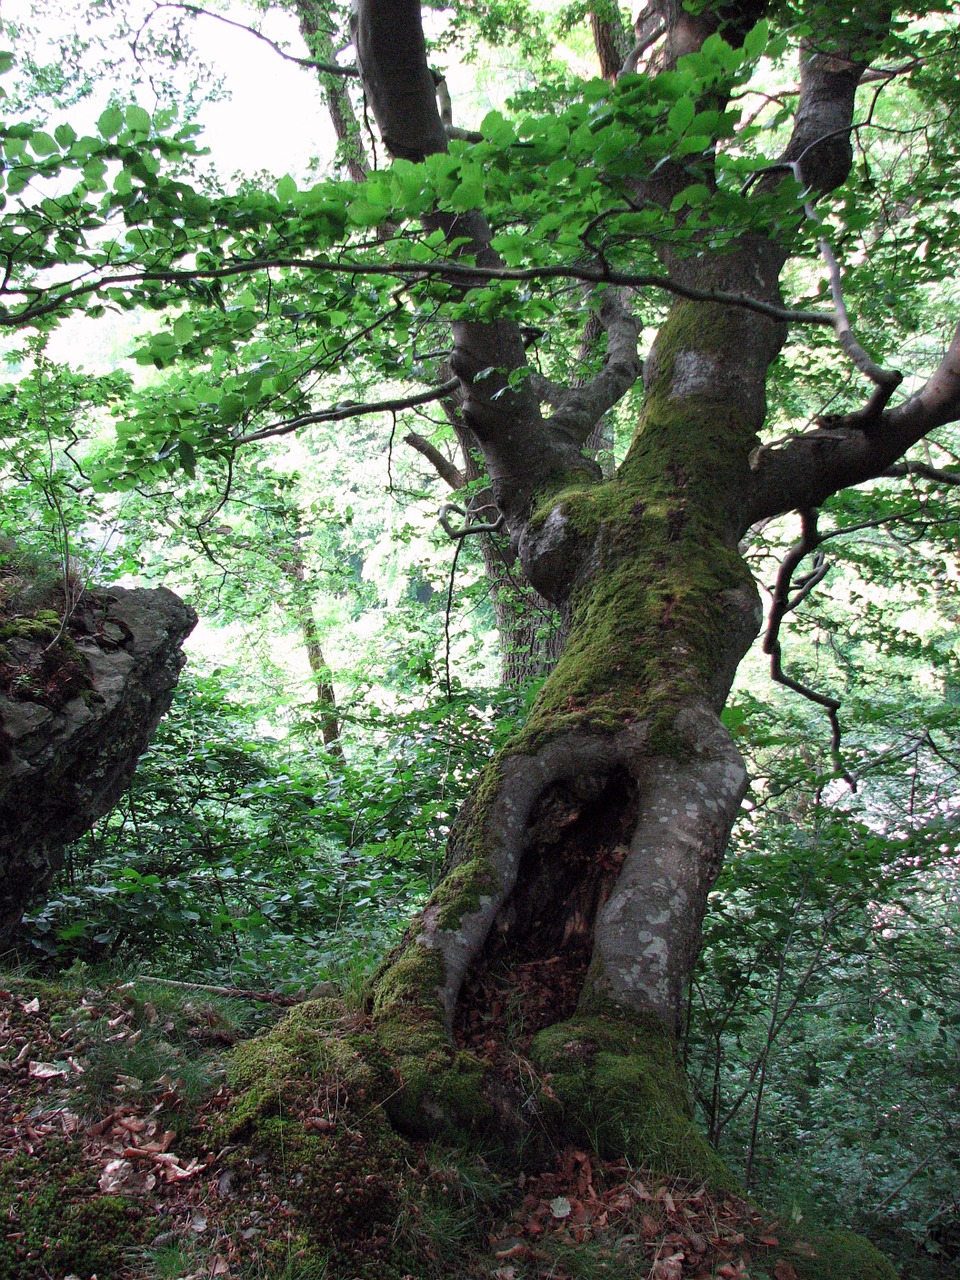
[530,1003,733,1187]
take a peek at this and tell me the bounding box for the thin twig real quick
[439,501,504,539]
[763,509,854,786]
[443,537,464,700]
[234,378,459,444]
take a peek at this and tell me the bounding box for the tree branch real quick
[439,501,504,539]
[762,509,853,785]
[233,377,459,445]
[884,460,960,486]
[404,431,465,489]
[139,2,358,75]
[1,256,837,330]
[548,289,642,447]
[748,321,960,522]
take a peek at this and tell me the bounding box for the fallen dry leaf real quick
[774,1262,799,1280]
[650,1254,684,1279]
[28,1061,67,1079]
[99,1158,137,1194]
[494,1243,530,1260]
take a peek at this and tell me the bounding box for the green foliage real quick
[21,668,535,989]
[690,654,960,1276]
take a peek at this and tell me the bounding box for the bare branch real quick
[439,501,504,539]
[884,460,960,486]
[748,144,904,418]
[445,125,483,143]
[404,431,465,489]
[621,7,666,76]
[763,509,853,786]
[548,289,642,446]
[1,257,837,330]
[748,323,960,522]
[233,377,459,445]
[142,2,358,75]
[816,233,902,421]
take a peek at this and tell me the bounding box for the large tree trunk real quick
[346,0,865,1165]
[369,288,777,1171]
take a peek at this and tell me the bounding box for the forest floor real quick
[0,972,821,1280]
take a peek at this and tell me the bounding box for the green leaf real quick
[670,182,712,210]
[480,110,517,147]
[125,104,151,133]
[178,440,197,477]
[173,315,195,344]
[667,97,695,135]
[97,106,124,139]
[276,173,297,204]
[347,195,387,228]
[743,19,769,61]
[0,51,14,74]
[29,130,59,156]
[54,123,77,148]
[449,178,484,211]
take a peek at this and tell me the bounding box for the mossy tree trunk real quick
[341,0,960,1175]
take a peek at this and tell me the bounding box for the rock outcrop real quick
[0,584,196,948]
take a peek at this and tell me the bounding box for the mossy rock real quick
[531,1006,733,1188]
[0,1139,142,1280]
[785,1228,899,1280]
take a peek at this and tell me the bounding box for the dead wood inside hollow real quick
[455,769,639,1054]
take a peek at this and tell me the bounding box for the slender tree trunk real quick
[297,599,342,755]
[284,544,342,755]
[294,0,368,184]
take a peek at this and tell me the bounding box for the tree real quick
[343,0,960,1161]
[2,0,959,1270]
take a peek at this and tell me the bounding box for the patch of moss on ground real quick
[224,998,418,1276]
[0,1139,142,1280]
[531,1004,733,1188]
[225,997,391,1134]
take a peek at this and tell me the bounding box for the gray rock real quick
[0,585,196,947]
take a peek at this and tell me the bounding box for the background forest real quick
[0,1,958,1278]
